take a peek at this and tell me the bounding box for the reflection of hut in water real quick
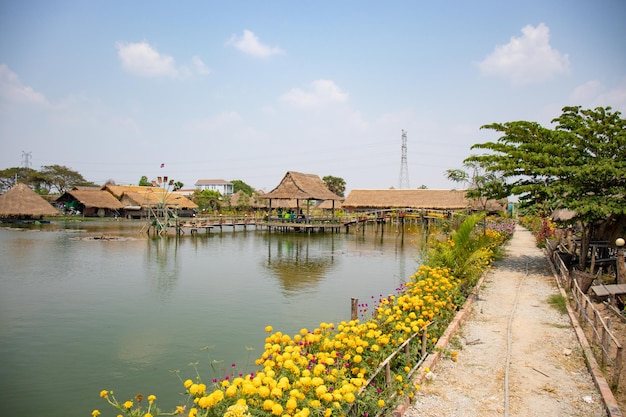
[0,183,59,221]
[263,237,337,293]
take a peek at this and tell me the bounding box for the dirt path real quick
[403,225,608,417]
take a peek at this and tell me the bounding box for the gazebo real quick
[0,183,59,220]
[263,171,342,222]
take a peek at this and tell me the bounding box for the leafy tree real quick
[38,165,95,194]
[173,181,183,191]
[0,167,37,192]
[192,189,222,213]
[138,176,152,186]
[322,175,346,197]
[231,179,254,195]
[467,106,626,268]
[416,184,429,189]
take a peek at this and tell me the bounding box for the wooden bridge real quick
[148,208,451,236]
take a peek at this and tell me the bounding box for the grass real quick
[547,294,568,314]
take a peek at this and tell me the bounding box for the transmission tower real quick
[398,130,410,189]
[21,151,32,169]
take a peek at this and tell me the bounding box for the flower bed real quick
[94,215,514,417]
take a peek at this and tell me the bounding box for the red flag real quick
[160,163,165,168]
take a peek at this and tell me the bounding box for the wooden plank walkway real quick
[590,284,626,298]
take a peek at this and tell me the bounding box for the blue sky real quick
[1,1,624,193]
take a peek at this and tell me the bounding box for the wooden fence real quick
[548,243,624,389]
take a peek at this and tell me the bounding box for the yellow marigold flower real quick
[148,394,156,403]
[92,410,101,417]
[188,408,198,417]
[175,405,186,414]
[265,325,273,333]
[353,355,362,363]
[123,401,133,409]
[378,399,385,407]
[271,403,284,416]
[286,397,298,410]
[183,379,193,389]
[99,390,108,398]
[145,414,153,417]
[263,399,275,411]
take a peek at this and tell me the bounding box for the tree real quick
[0,167,37,192]
[467,106,626,268]
[138,176,152,186]
[322,175,346,197]
[38,165,95,194]
[231,179,254,196]
[192,189,222,213]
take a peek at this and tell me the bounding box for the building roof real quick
[195,179,232,186]
[60,189,125,210]
[103,184,198,209]
[343,189,506,211]
[0,183,59,217]
[264,171,342,201]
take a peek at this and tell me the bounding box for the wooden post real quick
[351,298,358,320]
[385,362,392,388]
[602,317,610,366]
[421,328,428,358]
[613,345,623,390]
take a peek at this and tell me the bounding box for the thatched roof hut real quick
[264,171,342,219]
[264,171,342,201]
[343,189,506,212]
[0,183,59,218]
[57,189,124,217]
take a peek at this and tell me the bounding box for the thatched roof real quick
[264,171,342,201]
[102,184,197,209]
[103,184,158,199]
[60,190,125,210]
[551,208,578,222]
[317,199,343,210]
[0,183,59,217]
[228,190,268,209]
[343,189,506,211]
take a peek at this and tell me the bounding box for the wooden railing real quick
[548,242,624,389]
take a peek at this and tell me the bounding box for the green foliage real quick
[193,189,222,213]
[322,175,346,197]
[138,176,152,186]
[468,105,626,267]
[231,179,254,196]
[547,294,568,314]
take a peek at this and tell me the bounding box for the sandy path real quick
[403,225,607,417]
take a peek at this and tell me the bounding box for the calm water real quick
[0,220,426,416]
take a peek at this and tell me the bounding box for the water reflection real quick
[263,234,338,295]
[144,237,180,302]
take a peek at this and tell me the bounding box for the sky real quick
[1,1,625,194]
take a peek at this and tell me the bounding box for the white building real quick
[194,179,234,196]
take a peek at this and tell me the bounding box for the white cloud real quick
[478,23,570,84]
[0,64,49,106]
[116,42,212,78]
[192,56,211,75]
[569,77,626,112]
[280,80,349,108]
[226,30,284,58]
[116,41,180,77]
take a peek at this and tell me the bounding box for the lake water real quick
[0,220,427,416]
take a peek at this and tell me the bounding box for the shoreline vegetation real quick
[93,214,516,417]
